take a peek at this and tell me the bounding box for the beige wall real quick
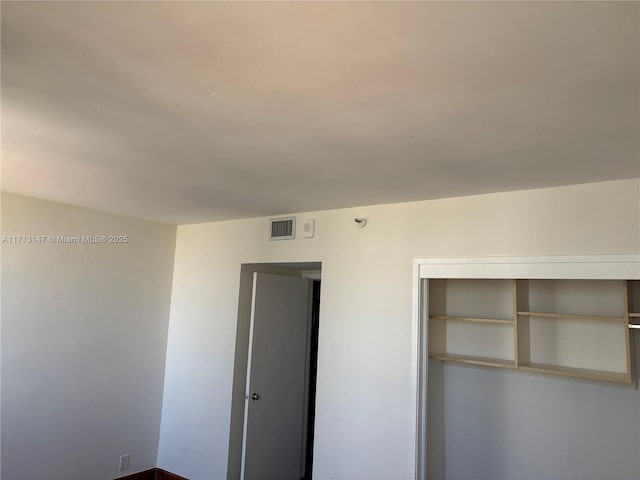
[157,179,640,480]
[1,193,177,480]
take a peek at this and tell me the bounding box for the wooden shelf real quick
[429,315,513,325]
[428,278,635,383]
[517,311,625,323]
[429,353,515,369]
[519,362,631,384]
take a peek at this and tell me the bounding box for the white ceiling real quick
[2,1,638,224]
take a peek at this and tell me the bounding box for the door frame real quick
[227,262,322,480]
[411,254,640,480]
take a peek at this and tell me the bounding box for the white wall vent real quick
[269,216,296,241]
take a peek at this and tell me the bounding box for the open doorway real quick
[227,263,321,480]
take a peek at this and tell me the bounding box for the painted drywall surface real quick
[1,193,177,480]
[157,179,640,480]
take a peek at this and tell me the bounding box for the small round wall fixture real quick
[354,217,367,228]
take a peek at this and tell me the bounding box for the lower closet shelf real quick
[429,353,515,369]
[430,355,630,383]
[518,362,631,384]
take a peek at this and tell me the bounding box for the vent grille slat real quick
[272,220,293,237]
[269,217,296,240]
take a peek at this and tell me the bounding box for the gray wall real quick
[1,193,177,480]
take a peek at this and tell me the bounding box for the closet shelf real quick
[429,353,515,369]
[517,311,625,323]
[519,362,631,384]
[429,278,637,383]
[429,315,513,325]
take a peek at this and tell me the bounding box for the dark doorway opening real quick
[303,280,321,480]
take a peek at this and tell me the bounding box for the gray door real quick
[241,273,312,480]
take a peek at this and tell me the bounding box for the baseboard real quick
[114,469,156,480]
[114,467,188,480]
[156,468,189,480]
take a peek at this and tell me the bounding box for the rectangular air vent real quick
[269,216,296,241]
